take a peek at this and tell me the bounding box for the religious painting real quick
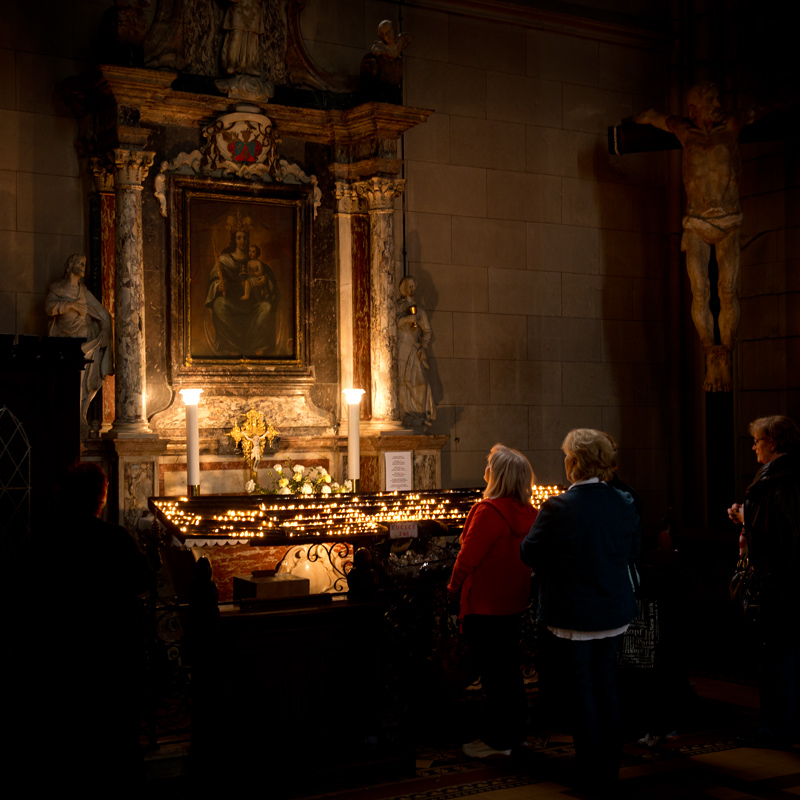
[182,186,301,364]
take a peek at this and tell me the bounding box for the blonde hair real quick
[562,429,616,482]
[483,444,535,505]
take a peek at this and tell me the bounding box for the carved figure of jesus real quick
[635,83,762,392]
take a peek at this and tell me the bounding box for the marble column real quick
[334,182,372,426]
[108,148,156,437]
[355,177,405,428]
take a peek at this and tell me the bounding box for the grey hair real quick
[748,415,800,454]
[562,428,617,482]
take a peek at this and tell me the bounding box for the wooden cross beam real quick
[608,106,799,155]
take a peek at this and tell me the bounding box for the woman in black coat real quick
[727,415,800,749]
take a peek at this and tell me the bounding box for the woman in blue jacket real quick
[521,429,640,794]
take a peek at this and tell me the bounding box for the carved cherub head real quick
[378,19,396,46]
[372,19,411,58]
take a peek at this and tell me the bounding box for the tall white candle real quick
[180,389,203,494]
[342,389,364,484]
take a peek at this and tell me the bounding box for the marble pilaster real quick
[334,182,372,427]
[91,157,117,428]
[107,148,156,437]
[354,177,406,429]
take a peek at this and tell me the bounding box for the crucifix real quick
[610,85,793,392]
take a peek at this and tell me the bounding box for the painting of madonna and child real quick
[188,195,299,361]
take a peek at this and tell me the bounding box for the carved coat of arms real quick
[202,112,280,178]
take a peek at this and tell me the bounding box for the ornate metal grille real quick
[0,406,31,537]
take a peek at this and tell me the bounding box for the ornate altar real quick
[59,3,438,532]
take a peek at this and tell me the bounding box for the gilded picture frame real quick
[169,178,311,384]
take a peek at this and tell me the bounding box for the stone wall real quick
[301,0,673,526]
[0,1,111,336]
[4,0,798,531]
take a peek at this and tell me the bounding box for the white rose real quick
[322,485,331,494]
[301,483,313,494]
[293,464,304,473]
[278,487,291,495]
[278,478,289,488]
[324,474,332,483]
[344,479,353,491]
[275,464,282,473]
[245,480,256,493]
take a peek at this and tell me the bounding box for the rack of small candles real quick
[149,485,565,545]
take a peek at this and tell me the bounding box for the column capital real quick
[334,181,366,214]
[90,155,115,193]
[354,177,406,211]
[113,149,155,186]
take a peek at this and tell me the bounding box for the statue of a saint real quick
[634,83,764,392]
[45,254,114,421]
[361,19,412,88]
[396,276,436,429]
[221,0,265,76]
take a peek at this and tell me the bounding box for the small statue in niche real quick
[396,275,436,429]
[372,19,412,59]
[45,254,114,423]
[633,83,766,392]
[221,0,265,76]
[361,19,412,89]
[216,0,274,101]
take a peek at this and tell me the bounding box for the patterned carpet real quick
[292,728,764,800]
[147,677,800,800]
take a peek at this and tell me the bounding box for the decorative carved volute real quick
[113,149,155,186]
[90,156,115,193]
[334,182,365,214]
[354,177,406,211]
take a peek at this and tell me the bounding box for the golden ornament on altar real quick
[229,410,280,481]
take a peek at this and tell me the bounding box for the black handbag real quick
[618,598,659,669]
[618,563,659,669]
[729,552,762,625]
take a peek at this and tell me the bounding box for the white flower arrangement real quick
[244,459,352,496]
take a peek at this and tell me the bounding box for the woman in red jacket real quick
[448,444,538,758]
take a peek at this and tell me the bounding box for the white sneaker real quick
[462,739,512,758]
[637,733,660,748]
